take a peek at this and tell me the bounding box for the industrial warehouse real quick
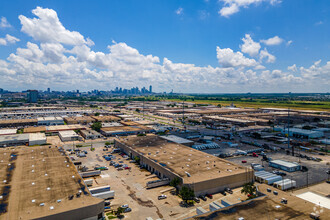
[0,146,104,220]
[115,135,254,196]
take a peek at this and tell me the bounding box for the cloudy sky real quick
[0,0,329,93]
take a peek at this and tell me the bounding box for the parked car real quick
[241,160,247,163]
[194,197,200,203]
[206,194,213,199]
[199,195,207,201]
[103,148,108,151]
[117,167,124,171]
[121,204,129,208]
[225,188,233,194]
[158,195,167,200]
[124,167,131,170]
[220,191,226,196]
[123,207,132,213]
[104,201,111,206]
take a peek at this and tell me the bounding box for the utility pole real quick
[143,98,145,119]
[182,100,185,132]
[287,108,294,156]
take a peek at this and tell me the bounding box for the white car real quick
[158,195,167,200]
[121,204,129,208]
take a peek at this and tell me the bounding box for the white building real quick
[29,133,47,145]
[37,116,64,126]
[0,129,17,136]
[59,130,80,142]
[80,129,102,140]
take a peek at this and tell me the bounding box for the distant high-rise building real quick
[47,88,50,93]
[27,90,38,103]
[77,90,79,93]
[149,85,152,93]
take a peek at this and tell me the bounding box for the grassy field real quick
[164,98,330,111]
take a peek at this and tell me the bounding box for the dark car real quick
[220,191,226,196]
[301,166,308,172]
[199,195,207,201]
[194,197,200,203]
[225,188,233,194]
[206,194,213,199]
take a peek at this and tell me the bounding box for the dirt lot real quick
[65,142,250,219]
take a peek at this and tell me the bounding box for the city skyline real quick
[0,1,329,93]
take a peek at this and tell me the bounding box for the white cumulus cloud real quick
[19,7,92,46]
[219,0,281,17]
[0,17,11,28]
[260,36,283,46]
[175,7,184,15]
[287,64,297,72]
[259,48,276,63]
[0,34,20,46]
[217,46,258,68]
[240,34,261,57]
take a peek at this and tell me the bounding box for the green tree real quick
[135,108,140,113]
[94,112,100,116]
[170,177,181,187]
[134,156,140,164]
[217,104,222,108]
[105,141,111,146]
[115,207,125,218]
[241,182,256,199]
[91,121,102,132]
[179,186,195,203]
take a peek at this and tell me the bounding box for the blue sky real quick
[0,0,329,93]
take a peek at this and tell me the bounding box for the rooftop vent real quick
[47,187,51,191]
[50,206,54,210]
[39,203,45,206]
[31,199,35,203]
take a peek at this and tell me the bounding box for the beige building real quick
[115,135,254,196]
[80,129,102,140]
[0,146,104,220]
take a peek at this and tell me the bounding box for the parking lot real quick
[227,151,329,188]
[63,142,249,219]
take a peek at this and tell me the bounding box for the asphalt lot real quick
[227,151,329,188]
[63,142,249,219]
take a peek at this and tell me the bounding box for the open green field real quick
[164,98,330,111]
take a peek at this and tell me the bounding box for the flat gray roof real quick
[160,135,194,144]
[270,159,300,168]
